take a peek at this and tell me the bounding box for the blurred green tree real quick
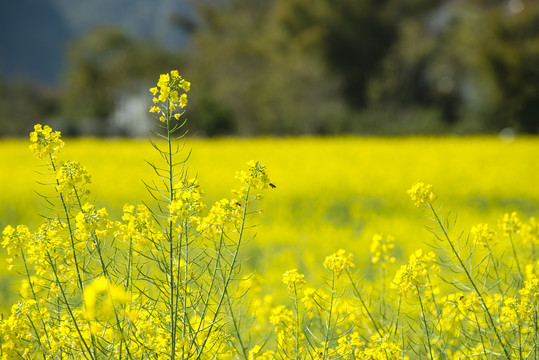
[0,79,60,137]
[187,0,539,134]
[185,0,347,136]
[369,0,539,133]
[61,27,180,135]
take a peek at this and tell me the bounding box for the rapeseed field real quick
[1,70,538,358]
[2,135,537,278]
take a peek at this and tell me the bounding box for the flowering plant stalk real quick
[1,70,272,359]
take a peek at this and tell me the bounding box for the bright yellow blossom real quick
[323,249,355,278]
[2,224,31,257]
[498,211,522,236]
[148,70,190,122]
[83,276,130,323]
[29,124,64,159]
[391,249,439,297]
[75,202,112,241]
[470,223,496,248]
[249,345,274,360]
[56,160,91,195]
[168,178,205,223]
[407,181,436,207]
[235,160,271,190]
[282,268,305,292]
[370,233,396,267]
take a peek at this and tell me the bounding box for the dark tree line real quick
[1,0,538,136]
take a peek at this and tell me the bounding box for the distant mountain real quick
[0,0,192,85]
[0,0,70,85]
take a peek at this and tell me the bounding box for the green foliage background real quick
[1,0,539,136]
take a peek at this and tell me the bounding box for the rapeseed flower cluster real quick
[236,160,272,190]
[1,224,31,258]
[168,178,205,223]
[407,181,436,207]
[29,124,64,159]
[471,222,496,248]
[56,160,91,195]
[75,202,112,241]
[358,335,404,360]
[391,249,439,297]
[83,276,130,323]
[282,268,305,292]
[195,198,243,238]
[248,344,274,360]
[498,211,522,236]
[370,233,396,267]
[323,249,355,278]
[149,69,190,122]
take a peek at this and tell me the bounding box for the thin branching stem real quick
[427,202,512,360]
[416,287,434,360]
[196,186,252,359]
[322,271,336,360]
[48,253,95,360]
[293,284,301,360]
[345,269,383,337]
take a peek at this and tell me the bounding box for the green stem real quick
[427,202,511,360]
[49,154,85,293]
[345,269,383,337]
[166,112,177,360]
[195,186,252,359]
[224,288,248,360]
[322,271,336,360]
[508,233,524,286]
[416,287,434,360]
[48,253,95,360]
[485,242,504,295]
[19,249,52,352]
[473,311,489,359]
[293,285,301,360]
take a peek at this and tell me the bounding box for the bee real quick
[269,183,276,188]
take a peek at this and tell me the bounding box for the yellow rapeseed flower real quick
[323,249,355,278]
[498,211,522,236]
[282,268,306,292]
[248,345,274,360]
[75,202,112,241]
[83,276,130,323]
[470,223,496,248]
[29,124,64,159]
[168,178,205,223]
[391,249,439,297]
[56,160,91,195]
[149,70,190,122]
[370,233,396,267]
[407,181,436,207]
[2,224,31,257]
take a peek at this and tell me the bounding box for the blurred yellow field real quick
[1,135,537,283]
[2,131,539,357]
